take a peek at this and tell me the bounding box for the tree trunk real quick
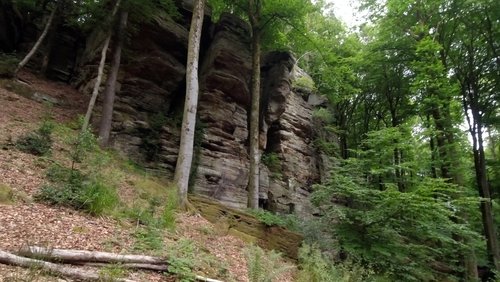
[81,0,121,133]
[15,246,223,282]
[14,5,57,77]
[82,36,111,132]
[40,15,59,77]
[98,9,128,147]
[247,0,261,209]
[0,250,135,282]
[174,0,206,209]
[474,121,500,271]
[18,246,166,264]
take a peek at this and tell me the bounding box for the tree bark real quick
[0,250,135,282]
[174,0,206,209]
[81,0,121,133]
[18,246,166,264]
[15,246,223,282]
[82,35,111,132]
[14,5,57,77]
[461,70,500,272]
[247,0,261,209]
[98,9,128,147]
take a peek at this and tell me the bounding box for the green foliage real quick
[123,187,177,231]
[165,238,229,281]
[35,164,119,215]
[99,264,127,281]
[160,188,178,230]
[132,227,164,252]
[312,108,333,123]
[35,127,119,215]
[166,239,197,281]
[292,75,316,93]
[244,245,293,282]
[312,156,481,281]
[16,120,54,156]
[297,244,384,282]
[0,53,18,78]
[261,152,281,175]
[71,126,98,164]
[0,183,14,204]
[248,209,299,230]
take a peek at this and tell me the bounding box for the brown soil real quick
[0,71,295,281]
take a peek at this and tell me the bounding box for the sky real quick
[326,0,366,28]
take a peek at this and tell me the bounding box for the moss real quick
[292,75,316,92]
[0,53,18,78]
[0,183,14,204]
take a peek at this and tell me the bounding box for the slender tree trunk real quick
[474,120,500,271]
[14,5,57,77]
[247,0,261,209]
[82,36,111,132]
[40,16,59,76]
[98,9,128,146]
[462,80,500,272]
[81,0,121,133]
[174,0,205,208]
[427,114,438,178]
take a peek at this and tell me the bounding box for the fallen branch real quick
[0,250,135,282]
[17,246,223,282]
[80,262,168,271]
[19,246,166,264]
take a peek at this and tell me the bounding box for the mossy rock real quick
[291,65,316,95]
[0,183,14,204]
[189,194,303,260]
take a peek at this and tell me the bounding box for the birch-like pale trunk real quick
[14,6,57,77]
[0,250,135,282]
[247,0,261,209]
[81,0,121,133]
[98,9,128,146]
[174,0,206,208]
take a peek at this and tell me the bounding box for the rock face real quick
[70,5,325,215]
[261,53,321,215]
[193,14,252,209]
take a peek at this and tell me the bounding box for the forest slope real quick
[0,71,294,282]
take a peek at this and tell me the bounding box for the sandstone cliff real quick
[2,2,327,216]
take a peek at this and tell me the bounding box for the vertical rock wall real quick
[73,8,324,215]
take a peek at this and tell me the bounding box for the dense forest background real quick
[0,0,499,281]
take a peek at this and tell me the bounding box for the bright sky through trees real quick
[326,0,365,28]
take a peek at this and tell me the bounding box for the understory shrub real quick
[34,123,122,215]
[35,164,119,215]
[166,239,229,282]
[244,245,294,282]
[297,244,385,282]
[123,187,177,231]
[248,209,300,231]
[311,156,482,281]
[16,120,54,155]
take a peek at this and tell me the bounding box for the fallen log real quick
[0,250,135,282]
[16,246,224,282]
[80,262,168,272]
[19,246,166,264]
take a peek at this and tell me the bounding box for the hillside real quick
[0,71,294,281]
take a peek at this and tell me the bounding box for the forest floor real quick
[0,72,295,282]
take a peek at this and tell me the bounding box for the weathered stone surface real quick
[76,8,324,216]
[189,194,303,260]
[192,14,252,209]
[262,55,321,215]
